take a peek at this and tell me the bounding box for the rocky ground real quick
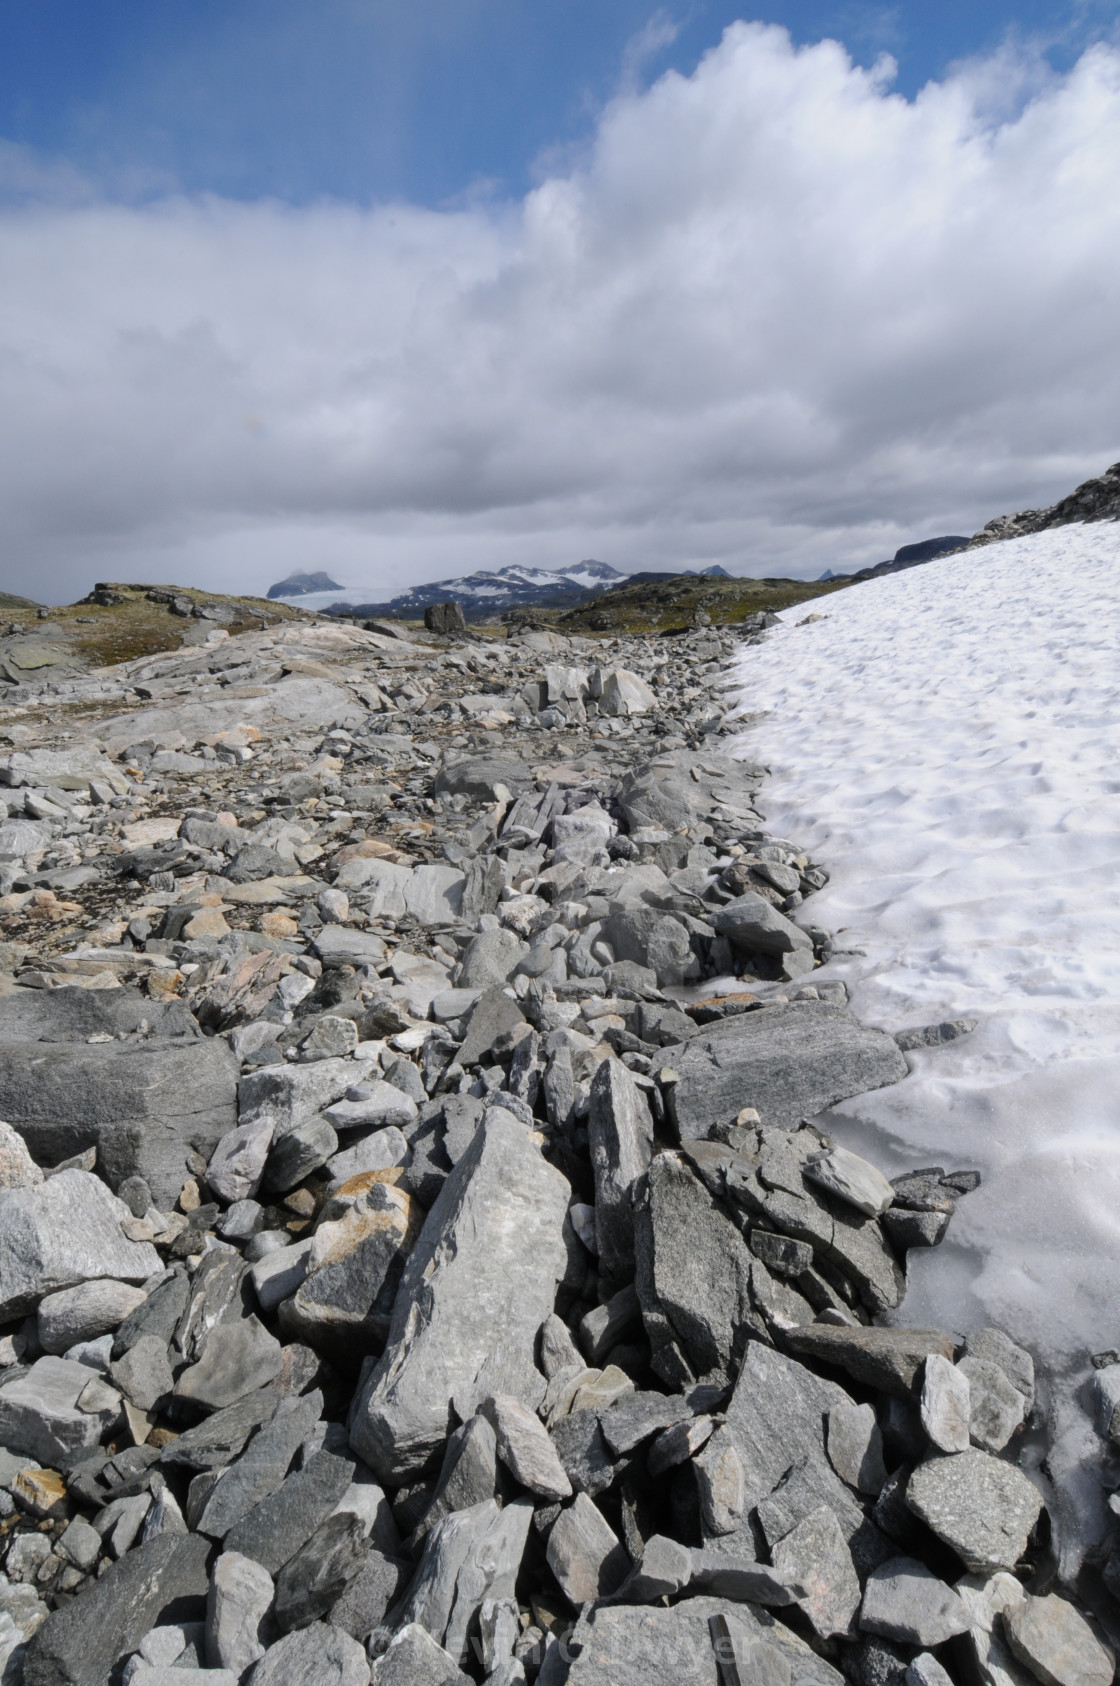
[0,605,1114,1686]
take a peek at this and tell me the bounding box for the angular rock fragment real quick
[1004,1593,1114,1686]
[248,1622,371,1685]
[826,1400,887,1495]
[38,1278,147,1355]
[805,1146,895,1218]
[920,1354,971,1453]
[633,1151,756,1387]
[905,1451,1044,1571]
[785,1325,955,1399]
[351,1113,569,1483]
[482,1394,572,1500]
[546,1492,629,1604]
[368,1622,468,1685]
[587,1058,653,1284]
[224,1449,356,1575]
[958,1355,1026,1453]
[0,1170,160,1320]
[206,1550,274,1676]
[772,1506,861,1639]
[860,1556,970,1646]
[0,1355,121,1467]
[659,1001,907,1139]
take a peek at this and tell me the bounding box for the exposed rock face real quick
[967,460,1120,548]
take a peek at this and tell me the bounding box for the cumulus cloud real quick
[2,22,1120,603]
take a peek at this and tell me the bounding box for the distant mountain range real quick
[264,559,732,622]
[818,535,969,583]
[267,570,343,599]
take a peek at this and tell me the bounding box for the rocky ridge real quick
[0,609,1114,1685]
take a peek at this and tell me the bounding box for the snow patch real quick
[728,520,1120,1575]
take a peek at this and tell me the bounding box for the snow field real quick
[728,522,1120,1572]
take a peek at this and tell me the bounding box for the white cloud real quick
[2,22,1120,603]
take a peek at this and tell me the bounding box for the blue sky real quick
[1,3,1119,602]
[2,0,1116,206]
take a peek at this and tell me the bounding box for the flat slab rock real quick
[657,1000,908,1138]
[0,1038,237,1205]
[562,1594,843,1686]
[350,1111,570,1483]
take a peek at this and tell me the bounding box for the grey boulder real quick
[1004,1592,1115,1686]
[23,1533,211,1686]
[905,1451,1044,1572]
[860,1557,970,1647]
[248,1623,370,1686]
[0,1354,122,1467]
[350,1112,569,1483]
[0,1171,159,1320]
[37,1278,148,1354]
[0,1039,237,1205]
[658,1001,907,1139]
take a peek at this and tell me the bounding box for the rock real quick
[588,1058,652,1284]
[710,893,812,957]
[112,1334,175,1411]
[562,1595,842,1686]
[274,1512,370,1632]
[368,1622,468,1685]
[826,1401,887,1495]
[455,930,527,990]
[328,1551,411,1643]
[250,1242,312,1313]
[804,1147,895,1218]
[207,1117,275,1205]
[175,1314,283,1411]
[225,1449,356,1575]
[860,1557,970,1646]
[633,1151,756,1387]
[262,1117,339,1195]
[58,1515,103,1574]
[415,1413,499,1540]
[546,1493,629,1604]
[425,601,467,634]
[615,1534,693,1602]
[594,667,657,716]
[397,1496,530,1660]
[955,1570,1033,1686]
[312,926,397,969]
[905,1451,1044,1571]
[963,1329,1035,1414]
[0,1040,238,1206]
[0,1119,43,1189]
[695,1342,872,1564]
[906,1658,955,1686]
[0,1354,121,1467]
[482,1394,572,1500]
[659,1002,908,1139]
[238,1059,377,1139]
[1004,1594,1114,1686]
[326,1129,410,1186]
[351,1113,569,1483]
[159,1387,282,1474]
[602,908,695,987]
[688,1550,805,1605]
[958,1356,1026,1453]
[23,1532,211,1686]
[785,1326,955,1400]
[920,1354,971,1453]
[248,1623,371,1685]
[203,1544,273,1679]
[284,1180,418,1356]
[0,1170,160,1320]
[195,1394,321,1540]
[772,1505,861,1640]
[38,1279,147,1355]
[325,1083,419,1133]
